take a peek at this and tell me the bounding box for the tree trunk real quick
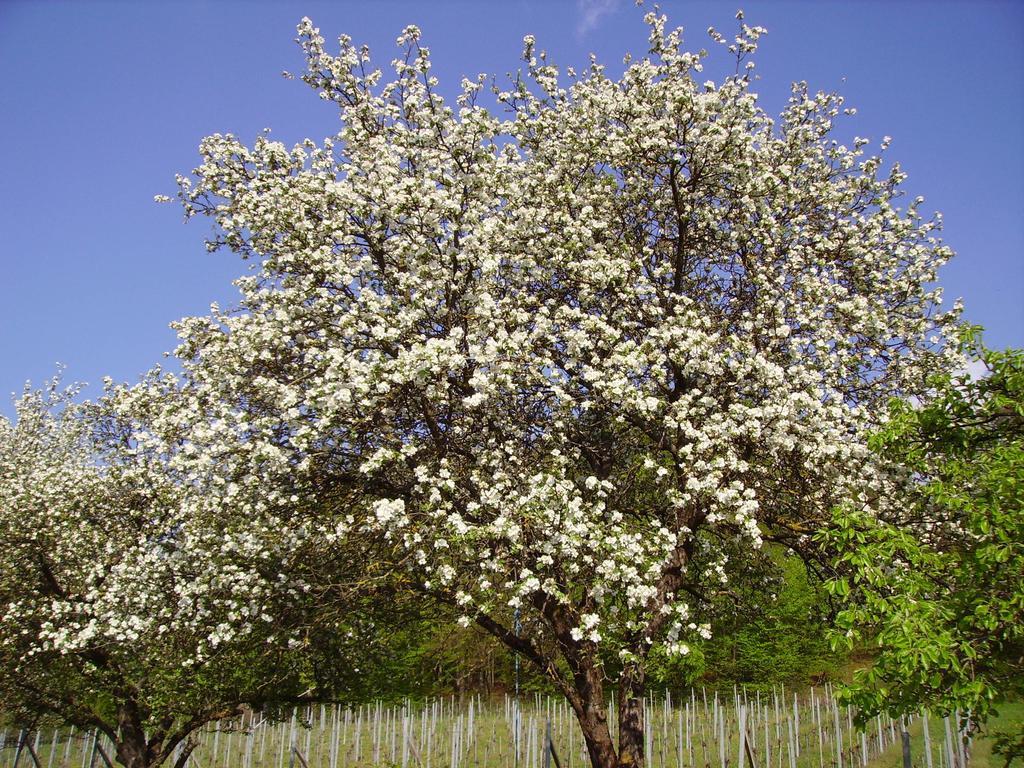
[575,702,620,768]
[112,702,166,768]
[565,660,651,768]
[113,732,192,768]
[617,664,646,768]
[475,608,648,768]
[114,734,151,768]
[113,717,152,768]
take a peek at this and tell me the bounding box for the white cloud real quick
[961,357,990,382]
[576,0,620,40]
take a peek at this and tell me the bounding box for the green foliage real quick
[993,727,1024,768]
[820,333,1024,724]
[699,547,838,686]
[645,643,707,691]
[364,544,841,697]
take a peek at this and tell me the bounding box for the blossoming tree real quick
[0,379,405,768]
[135,11,961,768]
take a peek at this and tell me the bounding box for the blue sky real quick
[1,1,1021,415]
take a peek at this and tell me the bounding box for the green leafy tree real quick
[822,337,1024,731]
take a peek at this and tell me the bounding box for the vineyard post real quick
[922,711,933,768]
[900,716,911,768]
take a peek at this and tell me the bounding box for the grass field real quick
[862,701,1022,768]
[3,687,1004,768]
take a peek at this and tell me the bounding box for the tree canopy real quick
[2,10,968,768]
[0,381,300,768]
[0,378,423,768]
[823,337,1024,729]
[126,12,961,768]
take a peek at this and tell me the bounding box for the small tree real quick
[141,11,962,768]
[823,338,1023,736]
[0,380,395,768]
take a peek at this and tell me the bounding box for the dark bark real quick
[114,701,153,768]
[560,657,648,768]
[562,643,618,768]
[110,725,199,768]
[113,734,149,768]
[573,698,619,768]
[108,699,231,768]
[617,664,646,768]
[476,606,652,768]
